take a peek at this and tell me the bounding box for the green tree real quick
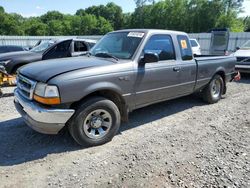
[95,16,113,34]
[47,20,64,35]
[216,12,244,32]
[84,2,123,30]
[0,1,246,36]
[75,9,86,17]
[134,0,155,7]
[0,6,4,13]
[0,9,23,35]
[243,17,250,32]
[40,11,64,23]
[22,18,48,35]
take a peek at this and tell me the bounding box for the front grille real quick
[236,57,250,63]
[16,74,37,100]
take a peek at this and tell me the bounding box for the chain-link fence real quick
[0,35,102,47]
[189,32,250,55]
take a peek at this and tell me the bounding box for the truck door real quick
[175,35,197,94]
[135,34,183,107]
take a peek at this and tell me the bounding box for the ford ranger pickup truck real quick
[14,29,237,147]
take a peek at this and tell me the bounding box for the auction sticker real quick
[181,40,188,49]
[128,32,145,38]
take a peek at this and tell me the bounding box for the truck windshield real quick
[30,41,55,53]
[90,32,145,59]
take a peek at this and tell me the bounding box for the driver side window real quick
[144,35,176,61]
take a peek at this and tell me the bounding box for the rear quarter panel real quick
[195,56,236,91]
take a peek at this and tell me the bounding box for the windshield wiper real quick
[95,52,119,61]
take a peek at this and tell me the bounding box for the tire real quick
[202,74,224,104]
[68,97,121,147]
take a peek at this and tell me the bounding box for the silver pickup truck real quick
[14,29,237,146]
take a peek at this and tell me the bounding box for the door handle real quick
[173,67,181,72]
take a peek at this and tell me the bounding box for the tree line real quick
[0,0,249,36]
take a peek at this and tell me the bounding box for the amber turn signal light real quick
[34,94,61,105]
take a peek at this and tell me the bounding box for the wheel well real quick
[216,71,226,94]
[216,71,225,83]
[70,90,129,122]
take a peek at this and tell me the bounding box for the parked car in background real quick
[190,39,201,55]
[234,40,250,73]
[14,29,237,147]
[0,38,96,75]
[0,45,27,54]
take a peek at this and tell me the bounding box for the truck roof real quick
[111,29,187,36]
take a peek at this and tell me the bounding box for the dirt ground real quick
[0,76,249,188]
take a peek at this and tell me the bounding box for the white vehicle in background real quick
[190,39,201,55]
[234,40,250,73]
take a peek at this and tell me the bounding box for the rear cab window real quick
[177,35,193,61]
[144,34,176,61]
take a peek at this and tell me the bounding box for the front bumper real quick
[235,64,250,73]
[14,89,75,134]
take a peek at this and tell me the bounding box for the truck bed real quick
[194,55,236,91]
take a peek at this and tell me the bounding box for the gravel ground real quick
[0,76,249,188]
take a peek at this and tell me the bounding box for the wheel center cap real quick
[91,117,103,128]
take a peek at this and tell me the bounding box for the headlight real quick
[0,60,11,66]
[34,83,60,105]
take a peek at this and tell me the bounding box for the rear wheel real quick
[68,97,121,147]
[202,74,224,104]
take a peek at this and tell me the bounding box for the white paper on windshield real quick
[127,32,145,38]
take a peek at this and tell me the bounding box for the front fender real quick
[56,79,126,104]
[83,81,123,97]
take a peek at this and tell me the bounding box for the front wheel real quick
[202,75,224,104]
[68,97,121,147]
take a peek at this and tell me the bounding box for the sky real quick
[0,0,137,17]
[240,0,250,17]
[1,0,250,18]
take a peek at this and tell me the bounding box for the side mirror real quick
[236,47,240,51]
[140,52,159,64]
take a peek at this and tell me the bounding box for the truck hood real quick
[19,56,116,82]
[234,49,250,57]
